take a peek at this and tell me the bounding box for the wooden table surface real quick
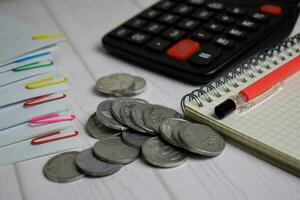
[0,0,299,199]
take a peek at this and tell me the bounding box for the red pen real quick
[215,55,300,119]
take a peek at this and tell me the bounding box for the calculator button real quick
[143,23,165,34]
[260,5,282,16]
[167,39,200,61]
[216,14,235,25]
[250,12,270,22]
[226,28,246,39]
[172,4,194,15]
[238,20,258,31]
[154,1,176,10]
[162,28,186,41]
[177,18,200,30]
[204,23,224,33]
[126,18,148,29]
[190,48,221,66]
[227,7,246,16]
[186,0,205,6]
[158,14,181,25]
[127,33,151,44]
[146,38,171,51]
[111,27,132,39]
[206,2,224,11]
[214,37,235,48]
[192,30,211,42]
[192,9,214,21]
[140,9,162,19]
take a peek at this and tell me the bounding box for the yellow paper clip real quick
[32,34,63,40]
[25,77,68,89]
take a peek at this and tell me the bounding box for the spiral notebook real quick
[182,34,300,176]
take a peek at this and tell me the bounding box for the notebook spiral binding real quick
[181,33,300,112]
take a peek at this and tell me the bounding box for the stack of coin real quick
[43,98,226,183]
[96,73,146,97]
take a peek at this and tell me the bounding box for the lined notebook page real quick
[186,55,300,170]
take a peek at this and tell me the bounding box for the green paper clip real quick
[12,60,53,72]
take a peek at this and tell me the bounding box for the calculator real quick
[102,0,300,84]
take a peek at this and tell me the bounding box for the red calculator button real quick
[167,39,200,61]
[260,5,282,16]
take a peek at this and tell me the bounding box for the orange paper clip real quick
[24,94,66,108]
[31,131,79,145]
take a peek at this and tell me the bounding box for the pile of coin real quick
[96,73,146,97]
[43,98,225,183]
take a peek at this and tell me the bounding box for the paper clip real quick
[31,130,79,145]
[25,76,68,89]
[32,34,63,40]
[30,113,76,125]
[13,60,53,72]
[23,94,66,108]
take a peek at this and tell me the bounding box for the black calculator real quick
[102,0,300,84]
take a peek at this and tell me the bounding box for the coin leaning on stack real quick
[96,73,146,97]
[43,97,226,183]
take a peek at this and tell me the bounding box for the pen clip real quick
[13,60,53,72]
[30,113,76,126]
[31,130,79,145]
[25,76,68,89]
[32,34,63,40]
[23,94,66,108]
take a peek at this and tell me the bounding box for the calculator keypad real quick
[104,0,284,83]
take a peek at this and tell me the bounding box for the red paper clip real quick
[24,94,66,108]
[30,113,76,125]
[31,130,79,145]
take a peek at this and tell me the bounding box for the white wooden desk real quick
[0,0,299,199]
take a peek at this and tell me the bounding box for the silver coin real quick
[159,118,189,147]
[142,137,188,168]
[93,137,140,164]
[96,73,135,95]
[122,131,152,149]
[131,103,156,134]
[179,123,225,156]
[96,100,128,131]
[143,105,183,133]
[111,98,147,125]
[115,76,146,97]
[75,148,122,177]
[86,113,121,139]
[120,101,148,133]
[171,121,190,147]
[43,151,84,183]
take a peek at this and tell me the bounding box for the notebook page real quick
[186,55,300,169]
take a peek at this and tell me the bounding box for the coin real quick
[179,123,225,156]
[131,103,155,134]
[122,131,152,149]
[115,76,146,96]
[142,137,188,168]
[120,101,148,133]
[93,137,140,164]
[86,113,121,139]
[43,151,84,183]
[171,121,190,147]
[143,105,183,133]
[96,100,128,131]
[111,98,147,125]
[96,73,135,95]
[75,149,122,177]
[159,118,189,147]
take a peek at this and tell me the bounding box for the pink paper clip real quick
[30,113,76,125]
[23,94,66,108]
[31,130,79,145]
